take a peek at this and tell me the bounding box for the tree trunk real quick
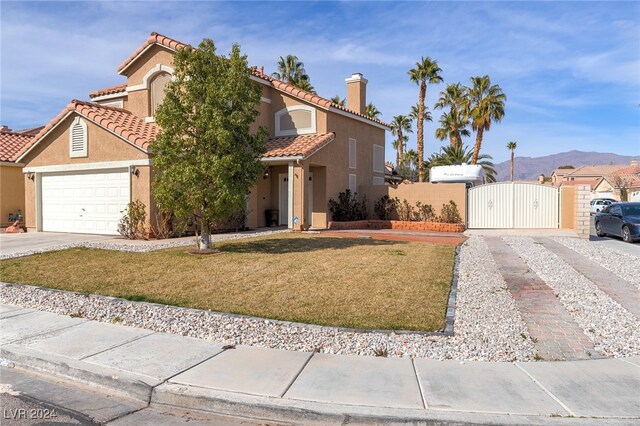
[510,151,514,181]
[417,82,426,182]
[199,221,211,250]
[471,126,484,164]
[397,130,404,169]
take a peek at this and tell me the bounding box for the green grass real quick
[0,233,457,331]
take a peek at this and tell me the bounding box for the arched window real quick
[275,105,316,136]
[150,72,172,116]
[69,116,88,158]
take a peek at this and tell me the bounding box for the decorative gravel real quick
[504,236,640,358]
[0,235,536,362]
[553,237,640,289]
[0,229,290,260]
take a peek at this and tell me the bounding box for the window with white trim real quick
[275,105,316,136]
[150,72,172,116]
[373,144,384,173]
[373,176,385,185]
[69,117,88,158]
[349,138,357,169]
[349,174,357,193]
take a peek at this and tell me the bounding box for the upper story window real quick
[69,117,88,158]
[373,144,384,173]
[150,72,172,116]
[275,105,316,136]
[349,138,357,169]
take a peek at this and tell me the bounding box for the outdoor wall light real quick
[130,165,140,177]
[26,172,35,181]
[263,167,270,179]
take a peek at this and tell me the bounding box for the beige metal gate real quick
[468,183,559,229]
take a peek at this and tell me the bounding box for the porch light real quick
[130,165,140,177]
[26,172,34,181]
[263,167,270,179]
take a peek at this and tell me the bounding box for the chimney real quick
[345,73,367,114]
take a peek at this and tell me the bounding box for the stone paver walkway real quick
[485,237,596,360]
[536,237,640,318]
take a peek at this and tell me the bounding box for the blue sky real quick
[1,1,639,163]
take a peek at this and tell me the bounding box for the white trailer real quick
[429,164,486,187]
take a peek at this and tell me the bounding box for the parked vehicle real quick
[429,164,485,188]
[590,198,616,215]
[595,202,640,243]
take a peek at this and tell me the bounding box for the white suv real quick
[590,198,616,215]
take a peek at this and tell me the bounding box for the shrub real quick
[437,200,462,224]
[118,200,147,239]
[328,189,368,221]
[415,201,435,222]
[374,195,398,220]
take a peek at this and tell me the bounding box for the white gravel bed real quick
[553,237,640,289]
[0,235,535,361]
[0,229,290,260]
[504,236,640,358]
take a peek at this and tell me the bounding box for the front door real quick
[279,174,288,226]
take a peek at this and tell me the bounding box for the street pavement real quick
[1,305,638,425]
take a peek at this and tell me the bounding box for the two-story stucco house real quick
[15,32,389,235]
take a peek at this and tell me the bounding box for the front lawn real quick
[0,234,456,331]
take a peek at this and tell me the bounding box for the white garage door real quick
[41,169,130,235]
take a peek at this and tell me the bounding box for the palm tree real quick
[435,111,471,147]
[468,75,506,164]
[507,141,517,181]
[272,55,314,92]
[408,57,443,182]
[390,115,413,168]
[426,144,497,182]
[398,149,419,182]
[365,102,382,119]
[434,83,470,147]
[409,103,433,124]
[331,96,346,107]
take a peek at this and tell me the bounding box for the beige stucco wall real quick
[560,186,575,229]
[359,183,468,221]
[21,114,152,230]
[0,165,25,227]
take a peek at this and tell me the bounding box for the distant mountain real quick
[493,150,639,182]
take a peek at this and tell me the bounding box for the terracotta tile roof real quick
[0,130,34,162]
[117,32,190,74]
[264,133,335,158]
[89,83,127,99]
[559,178,602,190]
[16,100,158,160]
[251,68,390,128]
[15,126,45,136]
[567,164,627,177]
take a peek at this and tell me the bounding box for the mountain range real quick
[493,150,639,182]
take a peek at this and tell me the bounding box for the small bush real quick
[415,201,435,222]
[153,209,174,239]
[437,200,462,224]
[328,189,368,221]
[396,199,414,221]
[374,195,397,220]
[118,200,147,240]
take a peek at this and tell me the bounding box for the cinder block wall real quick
[574,184,590,238]
[358,183,468,221]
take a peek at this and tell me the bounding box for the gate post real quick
[574,184,591,239]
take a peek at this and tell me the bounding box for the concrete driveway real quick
[589,216,640,256]
[0,232,115,258]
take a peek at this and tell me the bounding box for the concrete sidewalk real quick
[1,305,638,425]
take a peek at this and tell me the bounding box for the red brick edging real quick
[328,220,465,233]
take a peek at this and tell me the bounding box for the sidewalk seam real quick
[279,352,314,398]
[514,363,575,417]
[411,358,427,409]
[5,321,87,346]
[78,331,158,361]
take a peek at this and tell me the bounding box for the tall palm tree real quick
[408,57,443,182]
[331,96,346,107]
[434,83,470,147]
[272,55,314,92]
[435,111,471,147]
[390,114,413,168]
[507,141,517,181]
[399,149,419,182]
[468,75,506,164]
[409,103,433,124]
[426,144,496,182]
[365,102,382,119]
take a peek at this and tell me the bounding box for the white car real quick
[590,198,616,215]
